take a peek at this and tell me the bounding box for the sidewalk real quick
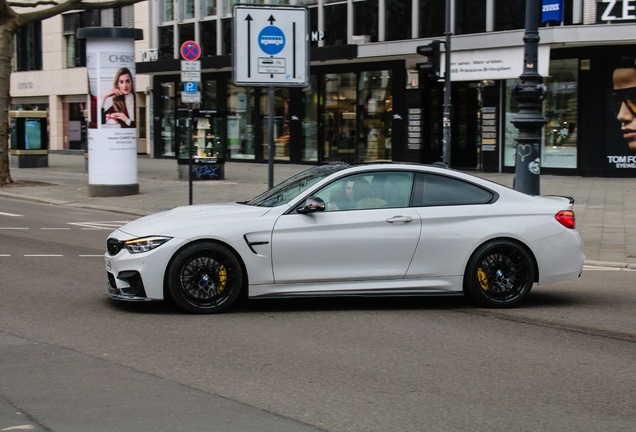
[2,153,635,267]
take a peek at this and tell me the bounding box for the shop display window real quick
[504,59,578,169]
[358,71,393,162]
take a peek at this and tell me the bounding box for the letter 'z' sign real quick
[233,4,309,87]
[180,41,201,61]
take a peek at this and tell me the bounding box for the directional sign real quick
[233,5,309,87]
[180,41,201,61]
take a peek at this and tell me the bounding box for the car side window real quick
[314,171,414,211]
[412,173,494,206]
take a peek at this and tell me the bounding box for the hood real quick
[117,202,273,237]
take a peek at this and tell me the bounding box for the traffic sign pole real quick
[180,40,201,204]
[233,5,308,189]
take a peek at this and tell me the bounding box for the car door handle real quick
[386,216,413,224]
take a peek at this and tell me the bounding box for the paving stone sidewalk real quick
[2,153,635,267]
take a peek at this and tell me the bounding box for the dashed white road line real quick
[0,211,23,217]
[41,227,72,230]
[24,254,64,257]
[0,227,29,230]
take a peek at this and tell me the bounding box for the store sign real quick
[447,46,550,82]
[542,0,564,22]
[598,0,636,22]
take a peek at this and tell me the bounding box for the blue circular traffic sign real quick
[258,26,285,56]
[180,41,201,61]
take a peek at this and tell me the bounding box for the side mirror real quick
[297,196,326,214]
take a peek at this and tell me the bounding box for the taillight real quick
[556,210,575,229]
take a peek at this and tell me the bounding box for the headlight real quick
[124,236,172,254]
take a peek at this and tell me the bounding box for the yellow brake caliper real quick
[216,265,227,293]
[477,268,489,291]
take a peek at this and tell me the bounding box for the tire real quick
[167,242,243,314]
[464,240,535,308]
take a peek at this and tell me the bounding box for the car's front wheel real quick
[167,242,243,313]
[464,240,535,308]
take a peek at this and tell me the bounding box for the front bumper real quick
[104,274,152,301]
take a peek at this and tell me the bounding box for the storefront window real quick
[358,71,392,162]
[261,88,291,161]
[302,76,319,162]
[179,23,195,49]
[504,59,578,169]
[227,86,255,160]
[160,82,176,157]
[202,80,217,110]
[323,73,357,163]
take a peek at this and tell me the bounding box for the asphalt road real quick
[1,197,635,431]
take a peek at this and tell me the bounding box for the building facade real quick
[138,0,636,177]
[10,3,151,155]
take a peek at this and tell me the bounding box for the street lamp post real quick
[511,0,547,195]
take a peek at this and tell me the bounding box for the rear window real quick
[412,173,495,206]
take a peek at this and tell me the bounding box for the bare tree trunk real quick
[0,10,18,184]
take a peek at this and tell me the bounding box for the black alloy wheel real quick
[167,242,243,313]
[464,240,535,308]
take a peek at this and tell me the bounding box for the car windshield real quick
[244,164,350,207]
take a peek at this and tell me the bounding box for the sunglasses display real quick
[610,87,636,117]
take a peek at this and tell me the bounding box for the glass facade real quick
[227,86,256,160]
[504,59,579,169]
[148,0,590,173]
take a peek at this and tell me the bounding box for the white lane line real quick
[79,255,104,257]
[0,227,29,230]
[0,212,24,217]
[24,254,64,257]
[68,221,128,230]
[0,254,10,257]
[41,228,72,230]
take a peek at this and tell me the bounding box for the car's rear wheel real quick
[464,240,535,308]
[167,242,243,313]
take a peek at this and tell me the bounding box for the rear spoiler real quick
[544,195,575,204]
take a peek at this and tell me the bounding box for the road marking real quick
[0,227,29,230]
[79,255,104,257]
[0,254,10,257]
[24,254,64,257]
[68,221,128,230]
[41,227,72,230]
[583,265,636,272]
[0,211,23,217]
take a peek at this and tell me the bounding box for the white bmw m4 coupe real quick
[105,163,584,313]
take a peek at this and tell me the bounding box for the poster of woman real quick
[101,67,136,128]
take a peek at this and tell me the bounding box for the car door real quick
[405,172,497,279]
[271,171,421,285]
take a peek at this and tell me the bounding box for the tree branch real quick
[18,0,145,26]
[8,1,59,7]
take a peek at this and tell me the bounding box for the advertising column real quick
[78,27,143,197]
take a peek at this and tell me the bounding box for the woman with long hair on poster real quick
[102,67,136,128]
